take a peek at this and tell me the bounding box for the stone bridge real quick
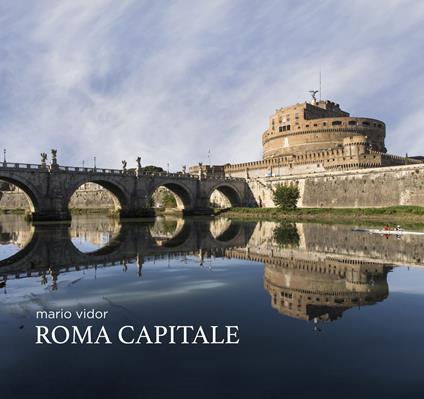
[0,161,253,221]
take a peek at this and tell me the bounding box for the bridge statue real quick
[136,157,141,176]
[122,160,127,172]
[50,149,58,170]
[40,152,47,168]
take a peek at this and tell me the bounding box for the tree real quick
[161,190,177,208]
[272,183,300,210]
[141,165,164,174]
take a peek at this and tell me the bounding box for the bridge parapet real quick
[0,161,247,181]
[1,162,45,170]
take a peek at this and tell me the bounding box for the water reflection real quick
[0,215,423,328]
[264,256,389,327]
[70,214,121,253]
[0,215,34,258]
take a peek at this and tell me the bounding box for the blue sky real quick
[1,0,423,171]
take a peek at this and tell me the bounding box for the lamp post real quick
[167,162,169,173]
[94,156,96,169]
[3,149,6,163]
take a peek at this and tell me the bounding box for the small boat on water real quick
[352,228,424,236]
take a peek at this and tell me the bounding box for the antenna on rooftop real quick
[319,69,322,101]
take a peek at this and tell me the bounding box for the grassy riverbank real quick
[218,206,424,225]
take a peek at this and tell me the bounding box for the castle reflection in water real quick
[1,214,423,326]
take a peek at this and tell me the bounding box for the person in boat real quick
[396,225,402,231]
[383,225,391,231]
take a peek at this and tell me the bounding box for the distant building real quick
[188,163,226,179]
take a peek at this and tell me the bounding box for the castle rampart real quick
[248,163,424,208]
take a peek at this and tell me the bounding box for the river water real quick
[0,214,423,398]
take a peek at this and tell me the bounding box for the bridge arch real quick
[0,175,42,213]
[65,177,131,216]
[209,218,241,243]
[208,183,242,208]
[149,181,194,210]
[149,218,191,248]
[0,224,36,266]
[70,216,123,255]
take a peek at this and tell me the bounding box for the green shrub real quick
[272,184,300,210]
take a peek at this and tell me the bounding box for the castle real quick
[190,96,421,179]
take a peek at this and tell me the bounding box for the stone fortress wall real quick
[224,141,415,179]
[248,163,424,208]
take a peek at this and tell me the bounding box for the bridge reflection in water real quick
[0,215,423,327]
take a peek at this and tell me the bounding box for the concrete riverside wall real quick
[0,190,31,211]
[248,163,424,208]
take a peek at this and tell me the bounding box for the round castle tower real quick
[343,135,369,157]
[262,99,386,159]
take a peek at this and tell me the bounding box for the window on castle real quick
[323,122,327,126]
[286,125,291,131]
[348,121,357,126]
[377,124,382,128]
[362,121,370,126]
[279,127,283,132]
[332,121,342,126]
[305,124,309,128]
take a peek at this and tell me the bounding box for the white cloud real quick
[0,0,423,170]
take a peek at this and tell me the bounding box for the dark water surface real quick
[0,214,423,399]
